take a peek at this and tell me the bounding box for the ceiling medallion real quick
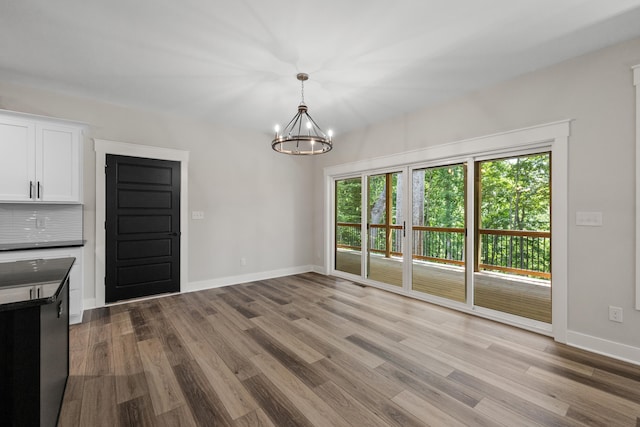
[272,73,333,155]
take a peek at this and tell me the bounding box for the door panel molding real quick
[94,139,189,308]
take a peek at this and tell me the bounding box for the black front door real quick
[105,154,180,303]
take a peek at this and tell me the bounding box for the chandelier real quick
[272,73,333,155]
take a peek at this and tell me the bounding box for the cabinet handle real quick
[29,288,33,299]
[37,181,41,199]
[57,301,63,318]
[37,287,41,298]
[29,181,33,199]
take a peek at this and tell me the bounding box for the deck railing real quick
[478,229,550,279]
[336,222,550,279]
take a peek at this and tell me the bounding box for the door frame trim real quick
[94,139,189,308]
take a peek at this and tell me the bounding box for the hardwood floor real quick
[59,273,640,426]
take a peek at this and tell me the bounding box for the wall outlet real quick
[191,211,205,220]
[609,306,623,323]
[240,257,247,266]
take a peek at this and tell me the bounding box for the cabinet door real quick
[36,124,81,202]
[0,119,36,201]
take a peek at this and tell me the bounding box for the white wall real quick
[0,83,316,302]
[313,37,640,360]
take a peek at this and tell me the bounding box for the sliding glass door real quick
[332,150,552,326]
[366,171,403,287]
[411,164,466,302]
[335,177,362,276]
[474,153,551,322]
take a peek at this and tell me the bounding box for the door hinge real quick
[104,277,107,286]
[104,221,106,230]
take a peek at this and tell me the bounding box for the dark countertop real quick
[0,240,86,251]
[0,257,75,311]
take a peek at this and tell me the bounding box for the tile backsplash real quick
[0,204,83,244]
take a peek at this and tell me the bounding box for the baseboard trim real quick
[310,264,326,274]
[83,297,96,311]
[185,265,316,293]
[567,330,640,366]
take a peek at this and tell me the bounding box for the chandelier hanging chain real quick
[300,78,305,105]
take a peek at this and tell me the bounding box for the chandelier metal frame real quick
[272,73,332,155]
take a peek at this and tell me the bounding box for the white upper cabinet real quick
[0,118,36,201]
[37,124,81,202]
[0,111,83,203]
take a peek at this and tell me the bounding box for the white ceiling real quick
[1,0,640,135]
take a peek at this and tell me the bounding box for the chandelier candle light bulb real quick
[271,73,333,155]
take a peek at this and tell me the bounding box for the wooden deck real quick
[336,250,551,323]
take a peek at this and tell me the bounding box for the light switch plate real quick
[576,211,602,226]
[191,211,205,220]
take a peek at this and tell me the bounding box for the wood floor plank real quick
[57,399,82,427]
[312,358,425,427]
[85,339,112,377]
[401,336,570,416]
[293,317,386,368]
[314,381,390,427]
[391,389,467,427]
[347,334,468,400]
[291,303,353,337]
[113,332,148,404]
[78,376,118,427]
[218,292,261,319]
[246,327,328,389]
[137,338,186,416]
[117,394,156,427]
[61,272,640,427]
[154,404,198,427]
[147,312,194,367]
[187,339,259,420]
[545,343,640,381]
[233,408,277,427]
[207,313,263,357]
[526,365,640,421]
[242,374,314,427]
[69,322,91,375]
[173,359,234,427]
[246,281,292,305]
[250,314,325,364]
[251,352,350,427]
[374,362,497,427]
[58,376,85,427]
[317,299,408,342]
[207,295,256,331]
[191,313,260,381]
[475,398,546,427]
[446,369,580,426]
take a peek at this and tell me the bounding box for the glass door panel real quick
[411,164,466,302]
[367,172,403,286]
[474,153,551,323]
[335,177,362,275]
